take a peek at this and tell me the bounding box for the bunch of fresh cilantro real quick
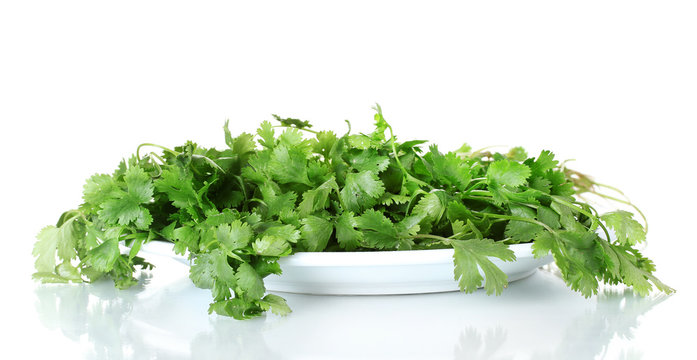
[32,105,673,319]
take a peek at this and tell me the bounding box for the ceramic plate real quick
[140,241,553,295]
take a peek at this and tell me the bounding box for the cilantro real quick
[452,238,516,295]
[33,104,673,320]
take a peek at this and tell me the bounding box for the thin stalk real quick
[381,112,433,190]
[272,125,319,135]
[590,192,648,233]
[553,196,613,242]
[137,143,180,159]
[481,212,556,234]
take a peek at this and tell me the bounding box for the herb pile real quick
[32,106,673,319]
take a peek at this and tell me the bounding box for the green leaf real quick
[172,225,200,255]
[486,160,531,188]
[506,147,528,162]
[347,134,372,150]
[87,239,120,273]
[154,167,198,209]
[504,204,543,243]
[273,114,313,129]
[300,216,333,252]
[298,177,338,216]
[355,210,399,249]
[427,145,471,191]
[347,149,390,173]
[531,231,556,258]
[190,252,217,289]
[257,120,276,148]
[99,166,154,229]
[208,298,262,320]
[235,262,266,301]
[411,191,446,223]
[268,145,311,185]
[259,183,297,218]
[537,206,561,230]
[530,150,558,175]
[451,238,516,295]
[82,174,121,208]
[600,210,646,245]
[32,218,80,273]
[263,224,301,244]
[339,170,385,213]
[217,220,253,251]
[312,130,337,158]
[123,166,154,203]
[260,294,291,316]
[55,262,83,282]
[253,235,292,256]
[334,211,363,251]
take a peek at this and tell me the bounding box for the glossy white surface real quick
[25,251,680,359]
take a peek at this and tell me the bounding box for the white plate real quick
[265,243,553,295]
[142,241,553,295]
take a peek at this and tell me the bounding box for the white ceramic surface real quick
[143,241,553,295]
[265,243,553,295]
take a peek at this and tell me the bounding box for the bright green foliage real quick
[600,210,646,245]
[355,209,399,249]
[217,220,252,251]
[32,104,673,320]
[487,160,531,188]
[300,215,334,252]
[452,238,516,295]
[340,170,385,213]
[504,204,543,243]
[334,211,363,250]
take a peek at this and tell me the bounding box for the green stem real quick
[590,192,648,233]
[137,143,180,160]
[481,212,556,234]
[462,180,487,196]
[272,125,319,135]
[381,113,433,190]
[552,196,613,242]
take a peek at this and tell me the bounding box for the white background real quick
[1,1,695,359]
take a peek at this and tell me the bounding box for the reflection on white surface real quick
[33,248,671,360]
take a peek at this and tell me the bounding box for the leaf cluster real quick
[33,107,673,319]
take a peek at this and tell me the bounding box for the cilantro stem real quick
[552,196,613,242]
[272,125,319,135]
[376,106,433,191]
[462,180,488,196]
[136,143,180,160]
[481,213,556,234]
[586,191,648,233]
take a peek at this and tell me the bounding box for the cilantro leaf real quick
[216,220,253,251]
[451,238,516,295]
[253,235,292,256]
[334,211,363,251]
[257,120,276,148]
[600,210,646,245]
[260,294,292,316]
[339,170,385,213]
[347,149,390,173]
[235,262,266,301]
[300,215,333,252]
[268,145,311,185]
[504,204,543,243]
[355,209,399,249]
[298,177,338,216]
[87,239,120,273]
[486,160,531,188]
